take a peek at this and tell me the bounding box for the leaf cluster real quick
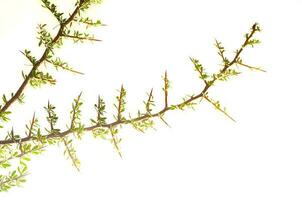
[41,0,65,23]
[29,70,56,88]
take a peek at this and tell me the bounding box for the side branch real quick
[163,71,169,108]
[62,34,102,42]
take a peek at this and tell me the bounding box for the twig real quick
[109,127,122,158]
[116,85,125,121]
[63,138,80,171]
[237,62,266,72]
[62,34,102,42]
[164,71,169,108]
[145,88,153,113]
[45,59,85,75]
[203,96,236,122]
[0,145,45,165]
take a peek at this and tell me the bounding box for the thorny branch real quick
[0,0,264,192]
[0,22,262,145]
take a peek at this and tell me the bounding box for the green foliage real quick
[0,111,11,123]
[37,24,52,48]
[41,0,65,23]
[63,30,101,43]
[212,68,241,82]
[29,70,56,88]
[215,40,230,66]
[243,23,261,47]
[243,28,261,48]
[0,0,263,192]
[244,38,261,47]
[17,93,25,104]
[171,94,198,111]
[21,143,45,156]
[0,165,28,192]
[2,94,8,104]
[92,127,109,140]
[21,49,37,65]
[130,114,154,133]
[0,140,44,192]
[79,0,103,12]
[190,57,209,81]
[77,17,103,28]
[46,57,84,75]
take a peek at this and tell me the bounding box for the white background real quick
[0,0,302,199]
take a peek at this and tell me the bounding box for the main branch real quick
[0,23,261,145]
